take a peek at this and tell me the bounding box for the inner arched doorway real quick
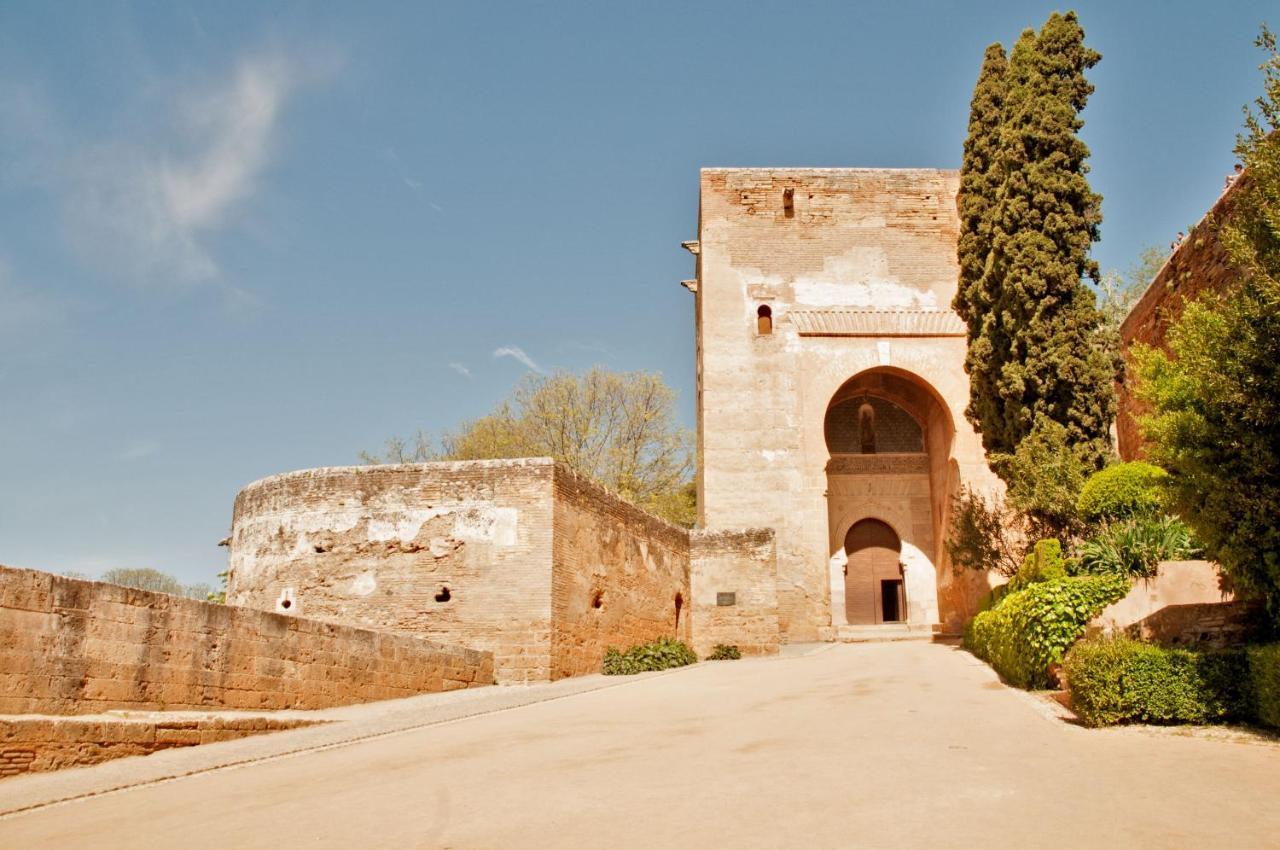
[843,519,904,625]
[824,367,953,629]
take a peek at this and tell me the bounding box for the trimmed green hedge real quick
[1064,639,1280,729]
[964,574,1130,689]
[1076,461,1167,522]
[1008,538,1067,593]
[1251,644,1280,729]
[602,637,697,675]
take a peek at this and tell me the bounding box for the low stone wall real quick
[550,465,691,678]
[1085,560,1259,647]
[227,459,697,683]
[0,566,494,715]
[0,714,320,779]
[690,529,780,657]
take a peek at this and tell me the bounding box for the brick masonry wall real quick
[689,529,780,657]
[0,565,493,716]
[0,715,319,778]
[226,459,555,684]
[1117,181,1243,459]
[549,465,691,679]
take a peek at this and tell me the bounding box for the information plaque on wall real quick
[716,592,736,607]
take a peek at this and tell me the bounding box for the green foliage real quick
[945,485,1026,578]
[994,415,1096,540]
[1077,461,1168,522]
[362,368,697,528]
[100,568,215,601]
[1009,538,1067,592]
[963,574,1130,689]
[707,644,742,661]
[1076,515,1202,578]
[1096,245,1169,331]
[602,637,697,675]
[1134,28,1280,622]
[956,13,1117,471]
[1249,644,1280,729]
[1063,638,1252,727]
[207,569,229,604]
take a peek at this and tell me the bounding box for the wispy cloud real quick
[3,49,334,289]
[493,345,543,373]
[68,54,301,285]
[118,441,161,462]
[448,362,472,379]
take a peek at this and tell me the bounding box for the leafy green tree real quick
[100,567,212,600]
[1134,27,1280,619]
[997,415,1093,542]
[1097,245,1168,330]
[958,13,1116,472]
[363,368,696,527]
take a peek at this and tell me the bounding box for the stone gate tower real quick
[685,168,999,640]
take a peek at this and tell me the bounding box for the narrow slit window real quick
[757,305,773,336]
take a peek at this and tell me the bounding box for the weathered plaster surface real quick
[228,460,718,682]
[694,168,1000,638]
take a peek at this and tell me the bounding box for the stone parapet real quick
[0,565,493,716]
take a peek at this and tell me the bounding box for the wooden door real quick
[844,519,902,625]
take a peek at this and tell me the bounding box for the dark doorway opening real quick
[880,579,904,623]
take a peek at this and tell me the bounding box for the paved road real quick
[4,642,1279,849]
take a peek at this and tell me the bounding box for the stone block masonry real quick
[227,459,562,683]
[227,458,776,679]
[0,714,321,778]
[0,565,494,716]
[550,464,692,678]
[689,529,780,658]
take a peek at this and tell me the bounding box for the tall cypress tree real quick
[954,43,1008,324]
[955,43,1009,447]
[960,12,1116,470]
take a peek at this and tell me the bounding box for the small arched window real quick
[858,403,876,454]
[757,305,773,335]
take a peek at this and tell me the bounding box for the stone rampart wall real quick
[227,459,699,683]
[0,565,493,716]
[1117,181,1243,459]
[549,466,691,678]
[226,459,555,683]
[689,529,780,657]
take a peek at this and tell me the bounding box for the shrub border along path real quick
[1064,638,1280,729]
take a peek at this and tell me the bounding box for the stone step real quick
[835,624,937,643]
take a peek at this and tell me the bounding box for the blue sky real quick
[0,1,1270,585]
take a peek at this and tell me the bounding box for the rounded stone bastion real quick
[225,457,700,684]
[225,458,564,681]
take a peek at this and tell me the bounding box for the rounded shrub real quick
[964,574,1130,689]
[1076,462,1168,522]
[1008,538,1067,592]
[1064,638,1252,727]
[707,644,742,661]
